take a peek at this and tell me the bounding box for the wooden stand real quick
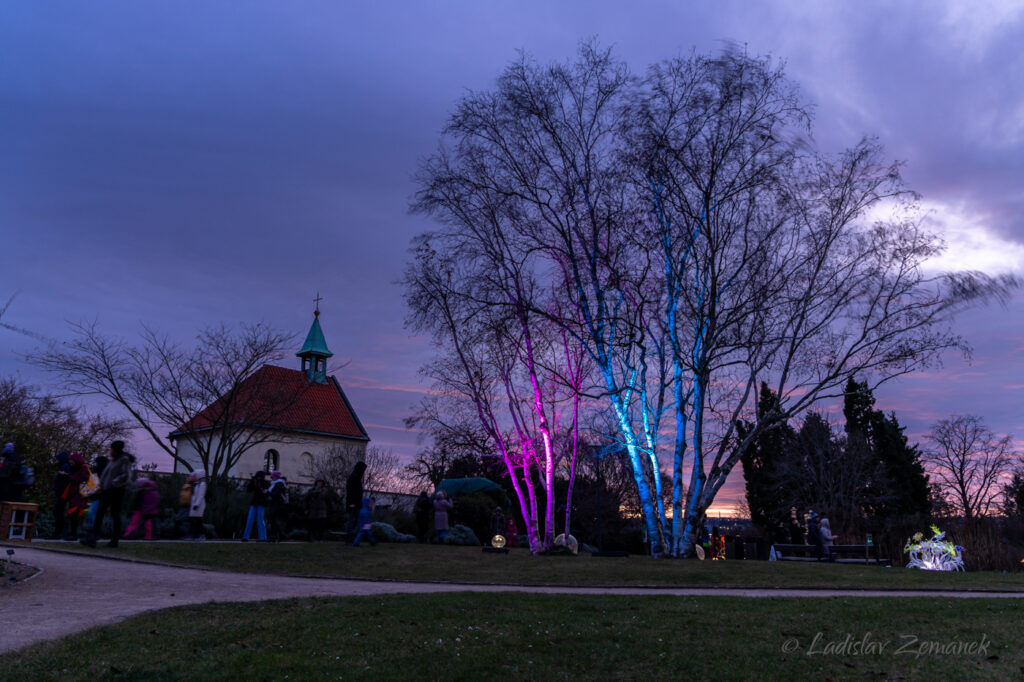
[0,502,38,542]
[482,546,510,554]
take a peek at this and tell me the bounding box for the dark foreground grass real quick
[47,541,1024,591]
[2,594,1021,681]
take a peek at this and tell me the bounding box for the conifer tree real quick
[739,383,793,532]
[843,378,930,519]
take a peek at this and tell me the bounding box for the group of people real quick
[239,469,295,542]
[242,463,459,545]
[699,525,729,560]
[411,489,460,544]
[785,508,835,559]
[20,441,136,547]
[239,461,381,544]
[4,445,520,547]
[487,505,520,546]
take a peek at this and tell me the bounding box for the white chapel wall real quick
[173,430,368,484]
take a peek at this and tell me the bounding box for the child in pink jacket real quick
[123,479,161,540]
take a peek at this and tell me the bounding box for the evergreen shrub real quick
[442,524,480,546]
[371,521,416,543]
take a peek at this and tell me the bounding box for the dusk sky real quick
[2,2,1022,510]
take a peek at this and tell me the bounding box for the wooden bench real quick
[772,543,886,564]
[772,543,823,561]
[827,544,887,565]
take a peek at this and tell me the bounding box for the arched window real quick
[264,449,279,473]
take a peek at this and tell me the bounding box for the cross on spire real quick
[313,292,323,316]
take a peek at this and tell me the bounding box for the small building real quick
[171,309,369,483]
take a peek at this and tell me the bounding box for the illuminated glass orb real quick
[491,534,507,549]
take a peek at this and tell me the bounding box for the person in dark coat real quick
[807,512,825,560]
[51,452,72,538]
[413,491,432,543]
[242,470,269,541]
[305,478,330,541]
[82,440,134,548]
[267,471,288,542]
[0,442,26,502]
[700,523,712,557]
[787,512,804,545]
[489,506,506,541]
[345,461,367,536]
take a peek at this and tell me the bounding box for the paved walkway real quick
[2,546,1023,655]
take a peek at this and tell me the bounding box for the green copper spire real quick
[298,296,333,383]
[298,314,333,358]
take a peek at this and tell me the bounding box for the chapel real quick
[170,307,369,482]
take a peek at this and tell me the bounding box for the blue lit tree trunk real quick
[628,48,1002,556]
[644,180,696,556]
[410,42,1018,560]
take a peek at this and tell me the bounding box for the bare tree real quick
[31,320,311,483]
[925,415,1016,519]
[404,395,499,488]
[411,42,1019,557]
[628,51,1018,555]
[403,239,586,552]
[403,445,457,490]
[929,482,958,519]
[305,443,400,494]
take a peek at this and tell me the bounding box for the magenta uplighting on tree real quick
[410,42,1018,557]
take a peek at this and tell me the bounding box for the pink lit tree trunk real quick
[518,317,556,547]
[409,43,1015,561]
[404,242,586,553]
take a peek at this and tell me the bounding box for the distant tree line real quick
[740,377,1023,568]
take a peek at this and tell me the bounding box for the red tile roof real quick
[169,365,369,440]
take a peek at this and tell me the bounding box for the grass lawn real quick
[2,593,1020,681]
[38,541,1024,591]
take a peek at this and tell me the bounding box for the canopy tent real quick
[437,477,510,506]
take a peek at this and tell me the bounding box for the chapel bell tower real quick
[297,296,333,384]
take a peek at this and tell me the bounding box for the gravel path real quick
[2,545,1023,655]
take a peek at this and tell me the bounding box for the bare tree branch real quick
[925,415,1017,519]
[30,320,316,484]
